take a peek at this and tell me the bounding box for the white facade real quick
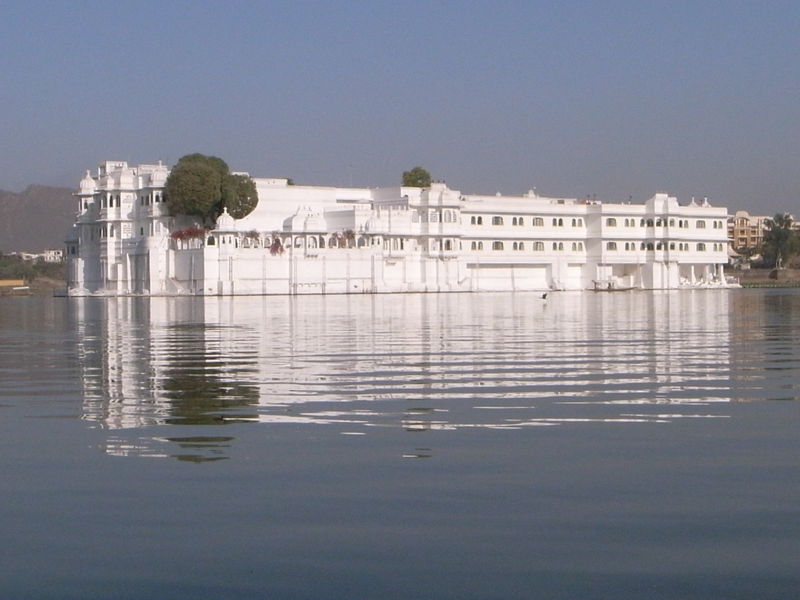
[65,161,732,296]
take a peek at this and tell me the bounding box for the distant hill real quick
[0,185,76,252]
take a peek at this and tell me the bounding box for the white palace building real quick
[65,160,732,296]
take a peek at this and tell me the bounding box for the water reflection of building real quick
[74,291,735,459]
[727,290,800,401]
[590,290,732,405]
[74,297,262,459]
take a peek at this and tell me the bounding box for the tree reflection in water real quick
[75,299,262,460]
[159,323,260,426]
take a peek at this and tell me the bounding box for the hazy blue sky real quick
[1,1,798,213]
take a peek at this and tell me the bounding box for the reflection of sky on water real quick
[72,289,800,460]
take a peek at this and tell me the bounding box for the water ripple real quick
[7,289,791,459]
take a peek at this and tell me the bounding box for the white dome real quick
[214,207,237,231]
[79,171,96,193]
[283,206,324,232]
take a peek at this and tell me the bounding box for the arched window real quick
[533,241,544,251]
[558,218,564,227]
[471,241,477,250]
[512,217,517,226]
[606,242,617,250]
[572,218,577,227]
[444,239,452,250]
[492,241,504,251]
[669,219,675,227]
[517,217,524,226]
[606,218,617,227]
[656,242,663,250]
[512,242,518,250]
[647,219,654,227]
[697,242,706,251]
[533,217,544,226]
[669,242,675,250]
[518,242,524,250]
[471,216,476,225]
[571,242,577,251]
[492,216,503,225]
[552,218,558,226]
[696,220,706,228]
[647,243,654,250]
[477,216,483,225]
[552,242,558,250]
[640,218,646,227]
[578,218,583,227]
[558,242,564,250]
[478,241,484,250]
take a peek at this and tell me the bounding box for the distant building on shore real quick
[65,160,732,296]
[727,210,800,254]
[6,249,63,263]
[728,210,771,252]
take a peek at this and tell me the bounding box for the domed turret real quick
[283,206,324,232]
[79,171,96,193]
[214,207,237,232]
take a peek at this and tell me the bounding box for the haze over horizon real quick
[1,1,798,214]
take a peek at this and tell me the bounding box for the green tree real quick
[165,154,226,219]
[402,166,432,187]
[222,174,258,219]
[761,213,799,268]
[0,254,35,280]
[165,153,259,221]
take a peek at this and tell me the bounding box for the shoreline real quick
[733,268,800,288]
[16,269,800,296]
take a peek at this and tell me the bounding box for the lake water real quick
[1,289,798,599]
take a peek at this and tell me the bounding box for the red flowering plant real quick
[170,225,209,241]
[269,237,285,256]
